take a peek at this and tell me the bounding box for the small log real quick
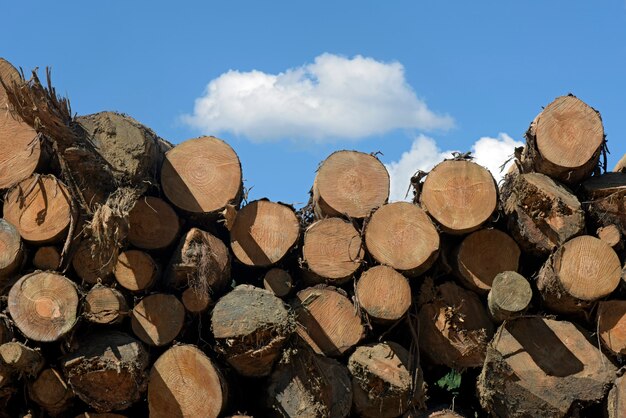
[348,342,423,418]
[420,160,497,234]
[161,136,242,215]
[8,271,78,342]
[487,271,532,323]
[364,202,439,276]
[537,236,621,313]
[614,153,626,172]
[521,94,605,184]
[230,200,300,267]
[114,250,158,292]
[500,172,585,256]
[295,286,364,357]
[0,219,23,278]
[356,265,411,323]
[596,225,622,249]
[32,246,60,271]
[268,347,352,418]
[3,175,72,244]
[581,172,626,237]
[128,196,180,250]
[131,293,185,347]
[607,374,626,418]
[211,285,293,377]
[72,238,114,284]
[478,317,616,418]
[63,331,149,412]
[0,342,44,378]
[597,300,626,356]
[312,150,389,220]
[263,268,293,298]
[148,344,227,418]
[302,217,363,284]
[28,368,74,416]
[84,285,128,325]
[453,229,520,293]
[418,280,494,368]
[181,287,212,314]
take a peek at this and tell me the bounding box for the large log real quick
[0,219,23,279]
[356,265,412,323]
[127,196,180,250]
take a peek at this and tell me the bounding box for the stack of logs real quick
[0,57,625,418]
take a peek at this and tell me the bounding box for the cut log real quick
[161,136,242,215]
[230,200,300,267]
[165,227,230,294]
[295,286,364,357]
[28,368,74,416]
[32,246,60,271]
[263,268,293,298]
[302,217,363,284]
[84,285,128,325]
[131,293,185,347]
[268,347,352,418]
[364,202,439,276]
[0,342,44,377]
[72,238,115,284]
[487,271,532,323]
[411,410,465,418]
[453,229,520,293]
[75,414,127,418]
[478,317,616,418]
[607,374,626,418]
[348,342,423,418]
[597,224,622,249]
[537,235,621,313]
[521,95,605,184]
[614,153,626,172]
[0,219,23,278]
[597,300,626,356]
[148,344,227,418]
[418,280,494,368]
[500,172,585,256]
[8,271,78,342]
[3,175,72,244]
[581,172,626,237]
[420,160,497,234]
[63,331,149,412]
[114,250,158,292]
[181,287,212,314]
[127,196,180,250]
[211,285,293,377]
[356,265,411,323]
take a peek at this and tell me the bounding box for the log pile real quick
[0,58,625,418]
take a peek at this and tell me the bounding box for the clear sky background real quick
[2,1,625,206]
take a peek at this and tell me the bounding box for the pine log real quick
[148,344,228,418]
[500,172,585,256]
[230,200,300,267]
[418,280,494,368]
[4,175,72,244]
[478,317,616,418]
[302,217,363,284]
[161,136,242,215]
[114,250,158,292]
[0,342,44,378]
[312,150,389,219]
[211,285,293,377]
[128,196,180,250]
[131,293,185,347]
[348,342,423,418]
[63,331,149,412]
[8,271,78,342]
[356,265,411,323]
[72,238,114,284]
[181,287,212,314]
[0,219,23,278]
[521,95,605,184]
[84,285,128,325]
[487,271,532,323]
[28,368,74,416]
[267,347,352,418]
[420,160,497,234]
[32,246,60,271]
[364,202,439,276]
[453,229,520,293]
[581,172,626,236]
[615,153,626,172]
[263,268,293,298]
[537,236,621,313]
[607,374,626,418]
[295,286,364,357]
[597,300,626,356]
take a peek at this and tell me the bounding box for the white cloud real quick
[385,133,523,201]
[182,53,453,142]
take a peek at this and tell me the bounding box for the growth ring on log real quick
[356,265,411,323]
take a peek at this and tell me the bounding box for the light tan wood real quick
[181,287,212,314]
[614,153,626,172]
[597,300,626,356]
[128,196,180,250]
[487,271,532,323]
[0,219,23,278]
[356,265,411,323]
[263,268,293,297]
[114,250,158,292]
[607,375,626,418]
[29,368,74,416]
[32,246,60,271]
[131,293,185,346]
[597,225,621,248]
[0,342,44,377]
[84,285,128,325]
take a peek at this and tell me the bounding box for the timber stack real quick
[0,57,625,418]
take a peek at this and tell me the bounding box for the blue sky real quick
[3,1,625,205]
